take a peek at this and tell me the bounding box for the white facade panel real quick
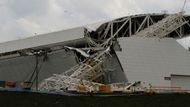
[0,27,84,54]
[116,37,190,87]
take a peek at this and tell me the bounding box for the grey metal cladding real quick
[116,37,190,86]
[0,49,77,83]
[0,27,84,54]
[171,75,190,90]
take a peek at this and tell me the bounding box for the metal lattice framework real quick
[86,12,189,48]
[39,47,110,91]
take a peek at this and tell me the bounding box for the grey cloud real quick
[0,0,189,47]
[6,0,49,17]
[136,0,189,13]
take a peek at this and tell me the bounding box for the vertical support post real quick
[35,56,39,91]
[134,20,137,33]
[129,18,132,37]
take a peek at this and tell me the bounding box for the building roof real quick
[0,27,84,54]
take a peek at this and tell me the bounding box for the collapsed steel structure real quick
[39,12,190,92]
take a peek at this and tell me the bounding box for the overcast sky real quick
[0,0,190,48]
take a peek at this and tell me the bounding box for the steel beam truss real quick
[39,47,110,91]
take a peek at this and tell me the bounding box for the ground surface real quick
[0,91,190,107]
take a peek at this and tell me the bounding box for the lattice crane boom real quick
[39,47,110,91]
[135,12,188,38]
